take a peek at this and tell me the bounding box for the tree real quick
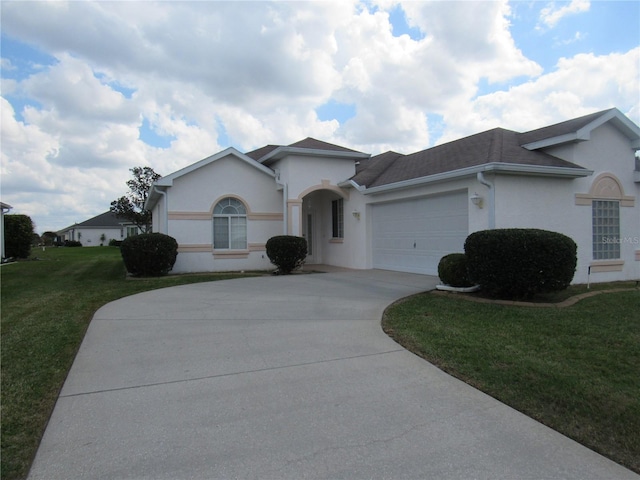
[41,231,58,246]
[110,167,161,233]
[5,214,34,258]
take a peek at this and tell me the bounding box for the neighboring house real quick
[57,211,141,246]
[1,202,12,259]
[146,108,640,284]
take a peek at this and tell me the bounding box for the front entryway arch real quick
[296,183,349,265]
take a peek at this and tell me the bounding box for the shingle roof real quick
[245,137,364,162]
[517,108,616,146]
[353,128,587,189]
[77,211,127,228]
[245,145,279,161]
[287,137,362,153]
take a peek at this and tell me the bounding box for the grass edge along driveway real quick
[382,286,640,474]
[0,247,261,480]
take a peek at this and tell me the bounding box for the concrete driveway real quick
[29,269,638,479]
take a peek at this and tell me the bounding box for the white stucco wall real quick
[77,227,124,246]
[161,154,284,273]
[540,122,640,283]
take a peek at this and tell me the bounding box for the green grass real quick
[0,247,262,480]
[3,248,639,478]
[383,287,640,474]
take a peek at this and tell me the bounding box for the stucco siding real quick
[77,227,123,246]
[168,155,280,214]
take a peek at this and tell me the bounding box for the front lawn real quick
[383,286,640,473]
[0,247,260,480]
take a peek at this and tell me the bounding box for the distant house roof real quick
[58,211,129,234]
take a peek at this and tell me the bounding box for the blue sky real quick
[1,0,638,232]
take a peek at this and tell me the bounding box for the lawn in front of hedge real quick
[0,247,261,480]
[383,287,640,473]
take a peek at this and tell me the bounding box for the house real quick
[57,211,141,246]
[1,202,12,259]
[146,108,640,284]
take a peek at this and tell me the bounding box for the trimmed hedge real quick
[465,228,577,299]
[266,235,307,274]
[438,253,473,287]
[120,233,178,277]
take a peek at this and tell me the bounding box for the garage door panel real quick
[372,192,468,275]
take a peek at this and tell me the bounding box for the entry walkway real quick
[29,270,638,479]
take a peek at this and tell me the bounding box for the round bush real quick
[437,253,473,287]
[465,228,577,299]
[120,233,178,277]
[266,235,307,274]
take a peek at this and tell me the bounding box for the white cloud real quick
[539,0,590,29]
[0,0,637,232]
[437,47,640,143]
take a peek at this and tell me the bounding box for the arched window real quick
[213,198,247,249]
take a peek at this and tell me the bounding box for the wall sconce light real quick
[470,192,483,208]
[352,210,361,220]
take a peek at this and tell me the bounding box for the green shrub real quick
[465,228,577,299]
[438,253,473,287]
[120,233,178,277]
[109,239,123,247]
[266,235,307,274]
[4,214,34,258]
[63,240,83,247]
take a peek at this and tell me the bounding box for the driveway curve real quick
[29,270,638,480]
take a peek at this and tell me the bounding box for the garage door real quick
[372,191,468,275]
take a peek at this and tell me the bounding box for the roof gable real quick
[156,147,275,188]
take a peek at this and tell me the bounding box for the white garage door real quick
[372,191,469,275]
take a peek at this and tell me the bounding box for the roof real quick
[253,137,369,166]
[245,138,364,162]
[351,128,590,189]
[350,108,639,192]
[58,211,128,233]
[518,107,640,150]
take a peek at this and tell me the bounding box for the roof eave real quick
[359,163,593,195]
[521,132,588,150]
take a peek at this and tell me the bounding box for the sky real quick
[1,0,639,234]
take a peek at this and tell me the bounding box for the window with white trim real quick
[331,198,344,239]
[592,200,620,260]
[213,198,247,249]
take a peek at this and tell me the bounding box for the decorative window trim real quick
[575,173,634,207]
[213,250,250,259]
[588,260,624,273]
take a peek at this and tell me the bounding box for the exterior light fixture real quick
[470,192,483,208]
[352,210,361,220]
